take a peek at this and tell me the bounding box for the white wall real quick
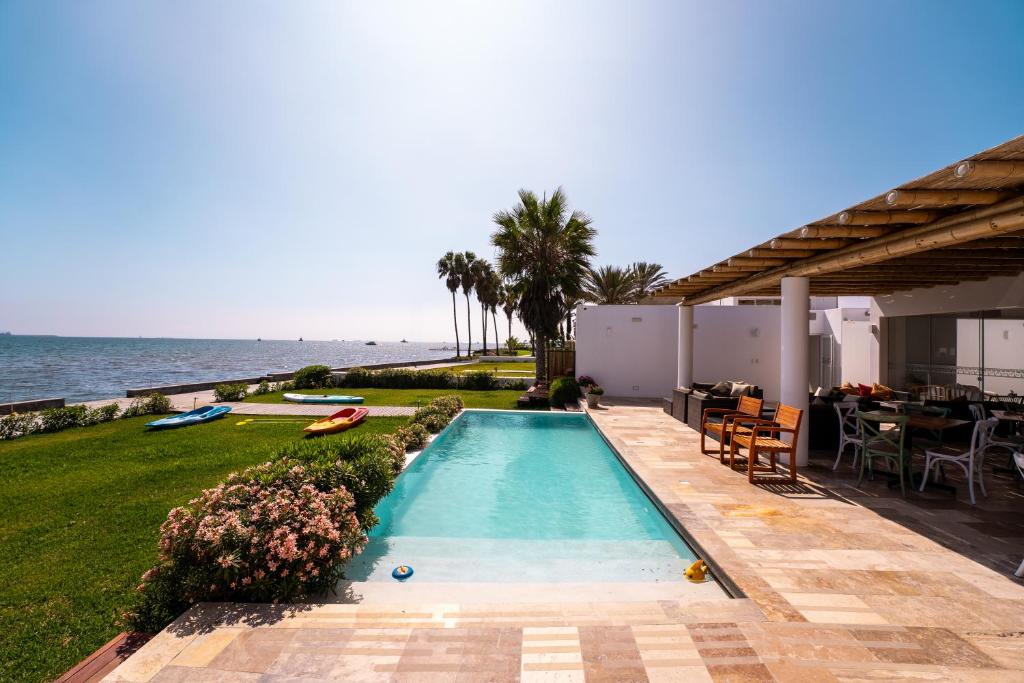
[576,302,882,401]
[692,306,782,400]
[575,304,679,398]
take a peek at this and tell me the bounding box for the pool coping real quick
[391,408,740,597]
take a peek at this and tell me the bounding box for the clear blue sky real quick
[2,1,1022,340]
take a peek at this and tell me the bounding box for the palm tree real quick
[436,251,464,357]
[487,270,502,353]
[491,188,596,380]
[472,259,494,355]
[458,251,477,356]
[502,281,519,352]
[563,295,580,340]
[583,265,638,304]
[631,261,670,299]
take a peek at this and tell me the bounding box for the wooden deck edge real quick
[56,632,152,683]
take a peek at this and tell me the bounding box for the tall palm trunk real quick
[536,333,547,383]
[465,294,472,357]
[451,291,461,357]
[480,303,488,355]
[506,314,513,352]
[492,310,500,352]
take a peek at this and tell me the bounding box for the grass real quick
[0,414,405,683]
[245,387,523,409]
[438,361,536,376]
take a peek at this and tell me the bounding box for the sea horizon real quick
[0,335,482,404]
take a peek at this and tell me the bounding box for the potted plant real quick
[577,375,596,393]
[586,385,604,408]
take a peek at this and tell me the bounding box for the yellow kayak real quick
[303,407,369,435]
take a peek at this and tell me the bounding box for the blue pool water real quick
[345,410,698,583]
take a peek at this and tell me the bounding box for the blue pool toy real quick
[392,565,414,580]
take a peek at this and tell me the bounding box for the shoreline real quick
[0,356,464,415]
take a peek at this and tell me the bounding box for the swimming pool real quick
[345,410,700,583]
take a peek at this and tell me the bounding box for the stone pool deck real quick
[105,400,1024,682]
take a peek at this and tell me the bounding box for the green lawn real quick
[0,415,405,683]
[246,387,523,409]
[435,361,536,376]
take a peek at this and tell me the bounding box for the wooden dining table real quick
[858,410,969,493]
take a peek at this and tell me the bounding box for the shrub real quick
[588,385,605,395]
[460,370,498,390]
[274,435,398,527]
[0,412,37,440]
[214,383,248,402]
[39,405,88,433]
[411,406,451,433]
[429,394,464,417]
[122,393,171,417]
[85,403,120,425]
[273,380,295,392]
[341,367,456,390]
[394,423,430,452]
[577,375,596,387]
[253,379,272,395]
[549,377,581,407]
[293,364,333,389]
[126,464,366,632]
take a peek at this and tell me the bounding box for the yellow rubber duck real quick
[684,559,708,583]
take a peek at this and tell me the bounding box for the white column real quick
[677,304,694,389]
[780,277,810,466]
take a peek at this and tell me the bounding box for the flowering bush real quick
[577,375,596,387]
[394,423,430,452]
[128,463,366,631]
[429,394,464,417]
[410,406,450,433]
[85,403,120,424]
[273,435,398,528]
[0,412,37,440]
[39,405,88,433]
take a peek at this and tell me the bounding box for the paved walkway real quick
[105,400,1024,681]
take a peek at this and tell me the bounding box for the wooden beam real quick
[727,257,791,267]
[837,210,937,225]
[955,160,1024,181]
[683,197,1024,305]
[885,189,1005,207]
[769,238,850,250]
[747,248,817,258]
[800,225,892,238]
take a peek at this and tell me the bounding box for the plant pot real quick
[586,394,600,408]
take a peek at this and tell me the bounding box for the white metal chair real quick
[919,417,997,505]
[832,402,862,470]
[968,403,986,422]
[1014,451,1024,578]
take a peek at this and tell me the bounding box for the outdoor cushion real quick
[858,383,873,397]
[710,381,732,396]
[729,382,752,397]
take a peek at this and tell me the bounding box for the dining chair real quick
[1015,452,1024,578]
[919,417,997,505]
[832,402,862,470]
[857,412,910,496]
[968,403,986,421]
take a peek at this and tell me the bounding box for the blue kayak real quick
[146,405,232,429]
[283,393,365,404]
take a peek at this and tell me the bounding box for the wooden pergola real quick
[650,136,1024,303]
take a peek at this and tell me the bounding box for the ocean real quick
[0,336,462,403]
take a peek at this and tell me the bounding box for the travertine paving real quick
[106,401,1024,681]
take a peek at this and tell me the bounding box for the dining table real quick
[858,410,969,494]
[990,409,1024,476]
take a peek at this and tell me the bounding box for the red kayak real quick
[303,407,369,435]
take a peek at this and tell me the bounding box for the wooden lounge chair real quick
[700,395,764,462]
[727,404,804,483]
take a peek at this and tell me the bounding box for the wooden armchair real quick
[700,395,764,461]
[727,404,804,483]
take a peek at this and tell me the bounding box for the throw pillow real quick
[730,382,752,397]
[710,381,732,396]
